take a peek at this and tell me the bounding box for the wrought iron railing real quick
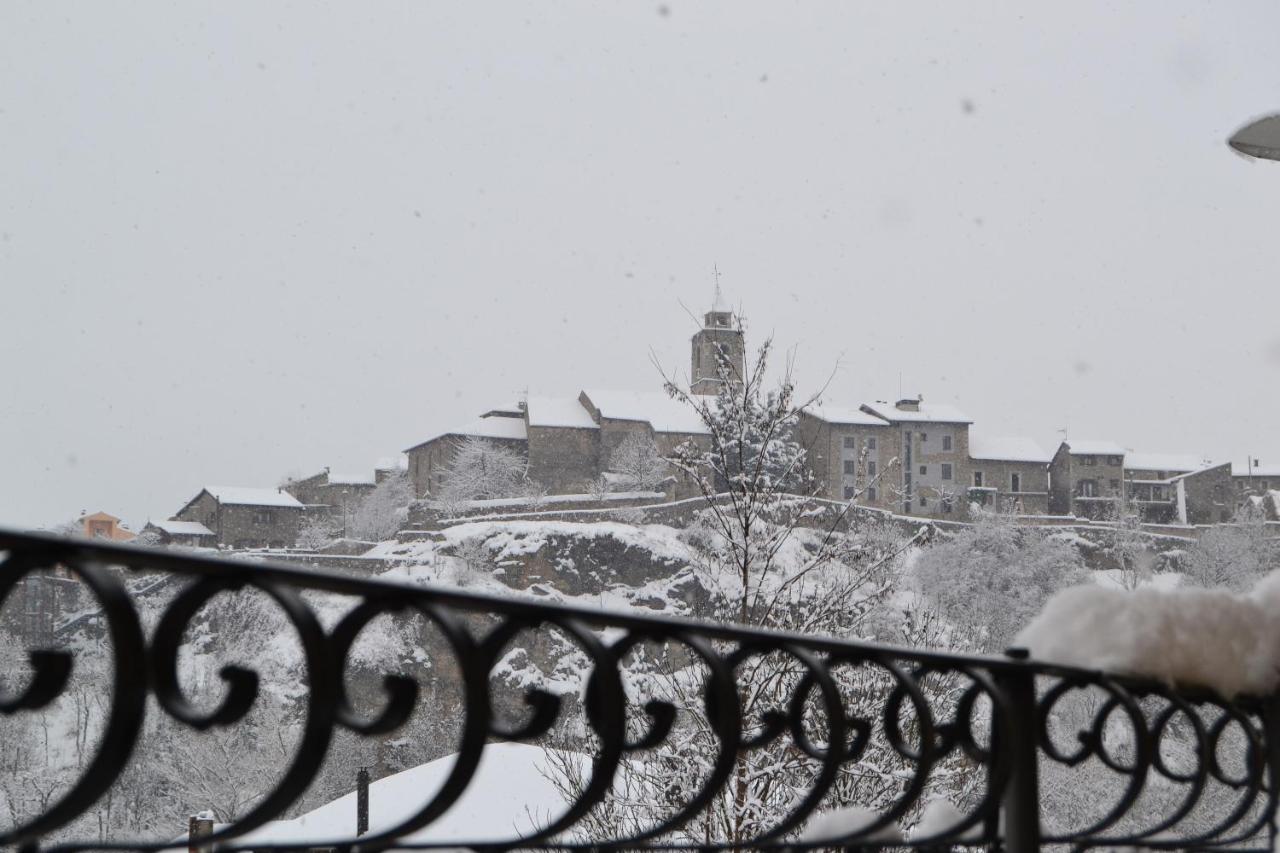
[0,527,1275,851]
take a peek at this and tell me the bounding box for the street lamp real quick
[1229,114,1280,161]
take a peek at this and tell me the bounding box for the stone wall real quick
[526,425,602,493]
[406,434,529,499]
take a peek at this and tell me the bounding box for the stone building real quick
[795,404,895,505]
[859,398,973,519]
[172,486,307,549]
[966,436,1052,515]
[1047,440,1127,519]
[404,407,529,499]
[282,461,405,535]
[1123,453,1216,523]
[1170,463,1235,525]
[1233,460,1280,503]
[690,287,745,395]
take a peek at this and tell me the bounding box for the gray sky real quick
[3,2,1280,529]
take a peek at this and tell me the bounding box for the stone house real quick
[1123,453,1216,523]
[1233,460,1280,505]
[1047,440,1127,519]
[858,398,973,519]
[794,403,894,506]
[404,408,528,499]
[172,486,307,549]
[1170,463,1236,525]
[141,519,216,547]
[282,462,404,535]
[966,436,1052,515]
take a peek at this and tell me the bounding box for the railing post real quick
[356,767,370,837]
[997,648,1041,853]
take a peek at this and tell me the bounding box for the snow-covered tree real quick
[913,507,1086,653]
[296,514,340,551]
[1182,517,1277,590]
[349,470,412,542]
[548,329,975,845]
[435,437,532,511]
[607,432,670,492]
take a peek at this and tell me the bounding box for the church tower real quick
[690,281,745,395]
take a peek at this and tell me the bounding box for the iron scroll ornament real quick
[0,527,1275,852]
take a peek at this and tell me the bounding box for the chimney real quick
[188,814,214,853]
[895,395,923,412]
[357,767,370,836]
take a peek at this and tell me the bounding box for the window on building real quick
[919,465,927,476]
[1083,456,1096,466]
[942,497,953,513]
[1109,479,1120,492]
[920,496,928,507]
[973,471,984,487]
[1109,456,1123,466]
[941,463,952,480]
[921,432,928,442]
[1080,480,1097,497]
[1010,472,1021,493]
[843,485,855,499]
[942,435,952,451]
[843,460,856,475]
[253,510,274,525]
[843,436,857,448]
[867,461,877,477]
[867,487,877,502]
[867,437,877,450]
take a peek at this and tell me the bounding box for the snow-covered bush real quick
[914,508,1085,653]
[1181,518,1277,590]
[436,437,534,512]
[607,431,669,491]
[349,470,412,542]
[296,514,340,551]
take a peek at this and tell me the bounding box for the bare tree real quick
[349,470,413,542]
[608,432,670,492]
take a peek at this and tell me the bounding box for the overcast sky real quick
[3,2,1280,529]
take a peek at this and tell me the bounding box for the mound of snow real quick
[236,743,571,846]
[1016,572,1280,697]
[801,805,902,844]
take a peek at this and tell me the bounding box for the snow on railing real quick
[0,525,1275,851]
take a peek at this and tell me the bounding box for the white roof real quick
[206,486,304,508]
[581,389,710,434]
[525,395,599,430]
[327,472,376,486]
[969,435,1052,463]
[1124,452,1214,474]
[374,455,409,471]
[235,743,570,846]
[1233,461,1280,477]
[1064,439,1126,457]
[429,415,528,444]
[150,519,214,536]
[806,401,890,427]
[860,400,972,424]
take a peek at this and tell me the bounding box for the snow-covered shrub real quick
[436,437,535,512]
[914,509,1085,653]
[349,470,412,542]
[296,514,340,551]
[1181,519,1277,590]
[607,431,669,491]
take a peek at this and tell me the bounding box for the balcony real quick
[0,527,1274,851]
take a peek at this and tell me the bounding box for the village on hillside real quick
[74,291,1278,553]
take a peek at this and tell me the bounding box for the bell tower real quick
[690,277,745,395]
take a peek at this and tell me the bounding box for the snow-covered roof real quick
[581,389,711,434]
[968,435,1052,463]
[1232,461,1280,477]
[481,401,525,417]
[149,519,214,536]
[806,401,890,427]
[415,415,529,447]
[327,472,377,486]
[1064,439,1126,457]
[525,395,599,430]
[1124,452,1214,473]
[206,486,304,508]
[235,743,572,847]
[859,400,972,424]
